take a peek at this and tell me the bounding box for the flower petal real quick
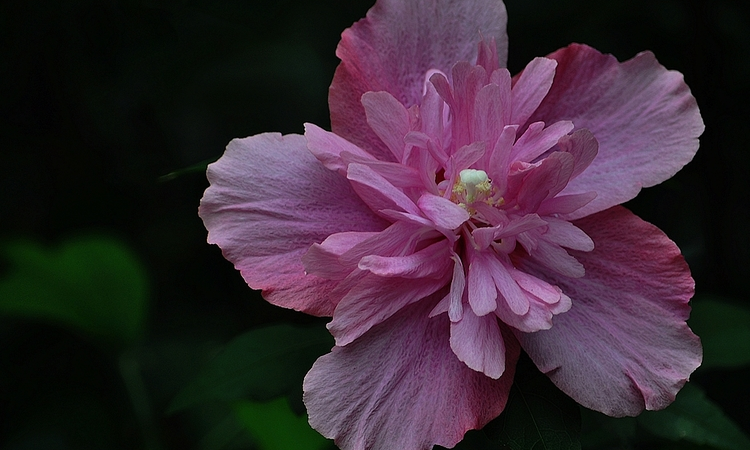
[347,163,421,215]
[330,0,508,156]
[529,44,704,219]
[362,91,411,162]
[199,133,387,316]
[418,193,470,230]
[358,240,453,278]
[510,57,557,126]
[304,298,519,450]
[450,304,507,379]
[516,206,702,417]
[305,123,376,175]
[329,270,451,346]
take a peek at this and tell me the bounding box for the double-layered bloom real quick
[200,0,703,449]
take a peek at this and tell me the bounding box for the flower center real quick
[457,169,490,203]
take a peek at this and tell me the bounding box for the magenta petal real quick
[304,299,519,450]
[199,133,387,316]
[530,44,704,219]
[450,305,507,379]
[517,206,702,416]
[330,0,508,156]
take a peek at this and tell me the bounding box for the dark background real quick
[1,0,748,448]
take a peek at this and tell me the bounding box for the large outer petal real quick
[304,297,519,450]
[516,206,702,417]
[330,0,508,158]
[527,44,704,219]
[199,133,388,316]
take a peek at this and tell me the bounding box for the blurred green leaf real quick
[638,383,750,449]
[234,397,330,450]
[158,159,214,183]
[0,236,148,349]
[168,323,333,413]
[483,355,581,450]
[690,296,750,369]
[579,408,638,450]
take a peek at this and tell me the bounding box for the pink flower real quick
[199,0,704,449]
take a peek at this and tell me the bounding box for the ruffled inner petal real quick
[450,304,507,378]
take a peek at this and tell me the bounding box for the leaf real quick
[0,236,148,348]
[579,408,638,450]
[689,296,750,369]
[234,397,330,450]
[483,354,581,450]
[158,158,214,182]
[638,383,750,450]
[168,323,333,413]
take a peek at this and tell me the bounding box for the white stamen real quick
[459,169,491,203]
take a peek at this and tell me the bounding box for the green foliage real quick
[234,398,331,450]
[638,383,750,450]
[169,323,333,413]
[482,355,582,450]
[0,236,148,349]
[690,296,750,370]
[582,383,750,450]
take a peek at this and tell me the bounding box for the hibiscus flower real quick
[199,0,704,449]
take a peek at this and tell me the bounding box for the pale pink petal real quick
[542,217,595,251]
[303,232,379,281]
[555,129,599,180]
[341,155,426,190]
[450,304,507,379]
[529,44,704,219]
[510,57,557,126]
[304,299,519,450]
[417,193,470,230]
[515,152,576,212]
[537,192,597,216]
[417,83,450,155]
[486,124,517,191]
[329,271,451,346]
[338,221,427,268]
[362,91,411,161]
[305,123,375,175]
[476,37,500,75]
[450,62,488,147]
[347,163,420,215]
[526,237,586,278]
[473,83,507,146]
[488,255,530,315]
[199,133,387,316]
[493,213,547,240]
[430,253,467,321]
[516,206,702,417]
[358,240,452,278]
[511,120,574,163]
[467,252,498,316]
[330,0,508,156]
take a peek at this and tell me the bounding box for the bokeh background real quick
[1,0,749,448]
